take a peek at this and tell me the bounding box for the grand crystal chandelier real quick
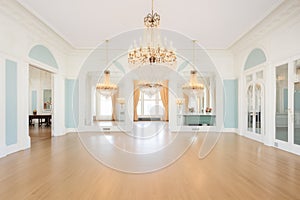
[96,40,118,97]
[182,40,204,96]
[128,0,176,66]
[138,81,163,97]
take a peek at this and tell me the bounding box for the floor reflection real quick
[78,122,196,173]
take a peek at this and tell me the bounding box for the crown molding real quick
[230,0,300,52]
[0,0,73,54]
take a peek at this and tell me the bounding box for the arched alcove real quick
[29,45,58,69]
[244,48,266,70]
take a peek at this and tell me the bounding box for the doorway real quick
[245,69,265,142]
[28,66,53,143]
[275,60,300,153]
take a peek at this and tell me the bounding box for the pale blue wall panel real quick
[65,79,79,128]
[5,59,18,145]
[223,79,238,128]
[244,48,266,70]
[29,45,58,69]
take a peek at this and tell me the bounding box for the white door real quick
[245,70,264,142]
[275,60,300,154]
[293,82,300,147]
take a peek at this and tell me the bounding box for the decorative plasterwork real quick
[0,0,73,54]
[231,0,300,52]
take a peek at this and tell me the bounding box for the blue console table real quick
[182,114,216,126]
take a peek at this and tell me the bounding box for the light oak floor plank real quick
[0,131,300,200]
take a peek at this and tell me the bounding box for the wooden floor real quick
[0,131,300,199]
[29,125,52,143]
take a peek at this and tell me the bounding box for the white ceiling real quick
[17,0,283,49]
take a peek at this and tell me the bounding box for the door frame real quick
[242,65,265,143]
[245,80,265,142]
[272,56,300,155]
[28,60,57,137]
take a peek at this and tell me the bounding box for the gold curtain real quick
[111,91,118,121]
[133,80,140,121]
[160,80,169,121]
[183,94,189,113]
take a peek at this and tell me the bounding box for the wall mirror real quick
[43,89,52,112]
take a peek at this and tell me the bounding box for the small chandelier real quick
[128,0,176,66]
[138,81,163,97]
[182,70,204,96]
[96,40,118,97]
[182,40,204,96]
[96,70,118,97]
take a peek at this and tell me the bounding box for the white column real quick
[288,60,294,145]
[18,62,31,150]
[0,57,6,157]
[210,76,216,113]
[216,75,223,131]
[78,73,85,128]
[96,91,101,120]
[169,79,178,131]
[85,74,92,125]
[53,73,65,136]
[264,63,274,146]
[238,75,245,135]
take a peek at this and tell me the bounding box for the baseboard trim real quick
[0,146,7,158]
[222,128,238,133]
[1,142,30,158]
[65,128,77,134]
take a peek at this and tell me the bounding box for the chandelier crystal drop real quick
[138,81,163,97]
[128,0,177,66]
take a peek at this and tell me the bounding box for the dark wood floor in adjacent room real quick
[0,131,300,200]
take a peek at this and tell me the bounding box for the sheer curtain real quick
[111,91,118,121]
[160,80,169,121]
[183,94,189,113]
[133,80,140,121]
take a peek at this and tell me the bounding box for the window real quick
[137,92,164,117]
[94,91,113,120]
[100,95,112,116]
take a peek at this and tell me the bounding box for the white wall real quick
[0,0,264,159]
[0,1,72,157]
[231,0,300,151]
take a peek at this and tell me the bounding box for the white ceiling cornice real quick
[16,0,284,50]
[2,0,296,56]
[0,0,74,54]
[230,0,300,52]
